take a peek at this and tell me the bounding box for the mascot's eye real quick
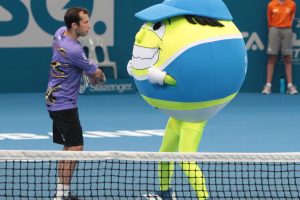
[151,22,166,39]
[153,22,162,30]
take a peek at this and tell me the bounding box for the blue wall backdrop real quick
[0,0,300,93]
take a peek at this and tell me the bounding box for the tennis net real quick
[1,150,300,199]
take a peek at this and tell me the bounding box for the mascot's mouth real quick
[131,45,159,70]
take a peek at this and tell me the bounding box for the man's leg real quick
[281,29,298,94]
[283,55,292,84]
[263,27,280,94]
[55,146,83,199]
[50,108,83,199]
[284,55,298,94]
[58,145,83,186]
[262,55,277,94]
[266,55,277,84]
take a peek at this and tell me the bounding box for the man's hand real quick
[88,77,102,87]
[91,68,106,83]
[88,68,106,89]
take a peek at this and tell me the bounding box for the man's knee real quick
[64,145,83,151]
[283,55,292,64]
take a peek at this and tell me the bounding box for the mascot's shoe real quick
[262,84,271,95]
[141,188,176,200]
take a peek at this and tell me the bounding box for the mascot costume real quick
[127,0,247,199]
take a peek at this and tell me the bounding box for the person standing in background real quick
[262,0,298,95]
[45,7,106,200]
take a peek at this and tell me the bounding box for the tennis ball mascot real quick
[127,0,247,199]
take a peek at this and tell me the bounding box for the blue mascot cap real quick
[135,0,232,22]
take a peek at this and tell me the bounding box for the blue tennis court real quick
[1,92,299,153]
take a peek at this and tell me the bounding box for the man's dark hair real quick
[64,7,89,29]
[185,15,224,27]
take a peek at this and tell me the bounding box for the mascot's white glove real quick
[147,66,166,85]
[127,60,133,76]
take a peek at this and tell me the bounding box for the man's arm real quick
[69,46,106,81]
[267,3,272,29]
[292,2,296,23]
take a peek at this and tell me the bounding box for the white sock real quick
[288,83,293,88]
[56,178,70,197]
[266,83,271,87]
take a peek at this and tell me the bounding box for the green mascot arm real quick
[164,75,176,86]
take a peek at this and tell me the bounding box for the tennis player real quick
[45,7,105,200]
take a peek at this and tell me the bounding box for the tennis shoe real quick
[287,84,298,95]
[262,84,271,95]
[53,193,81,200]
[141,188,176,200]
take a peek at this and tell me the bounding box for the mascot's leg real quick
[158,117,180,191]
[178,120,208,200]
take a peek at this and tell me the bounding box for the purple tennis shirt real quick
[46,26,97,111]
